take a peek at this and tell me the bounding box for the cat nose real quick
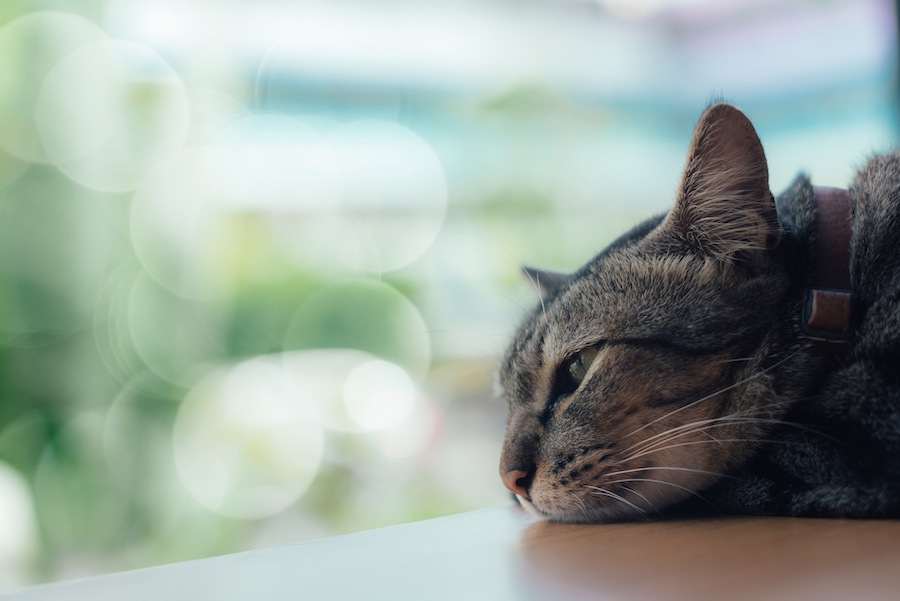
[502,469,531,500]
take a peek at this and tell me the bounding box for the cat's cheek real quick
[624,449,723,512]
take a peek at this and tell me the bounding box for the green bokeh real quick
[284,278,431,379]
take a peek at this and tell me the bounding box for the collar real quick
[800,186,854,343]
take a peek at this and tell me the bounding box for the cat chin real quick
[518,493,649,524]
[528,503,646,524]
[522,471,718,523]
[514,496,575,522]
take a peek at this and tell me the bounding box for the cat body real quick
[498,103,900,521]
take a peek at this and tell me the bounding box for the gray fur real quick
[498,103,900,521]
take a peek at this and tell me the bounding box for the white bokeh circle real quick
[126,273,225,386]
[0,461,37,585]
[131,116,343,299]
[0,11,106,163]
[173,357,325,519]
[343,359,417,431]
[329,121,448,272]
[279,350,421,433]
[130,148,236,300]
[35,39,189,192]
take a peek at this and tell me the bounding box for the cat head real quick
[498,103,799,522]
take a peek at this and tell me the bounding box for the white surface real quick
[1,507,533,601]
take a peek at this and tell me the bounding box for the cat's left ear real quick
[522,265,568,299]
[667,103,781,260]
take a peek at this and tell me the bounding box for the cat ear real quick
[667,103,781,260]
[522,265,568,298]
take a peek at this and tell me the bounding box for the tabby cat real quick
[498,103,900,522]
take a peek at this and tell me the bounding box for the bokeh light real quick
[280,349,399,433]
[0,148,30,192]
[102,375,188,522]
[0,178,115,345]
[212,116,343,213]
[0,12,106,163]
[373,393,443,460]
[0,462,37,590]
[130,117,344,299]
[285,278,432,380]
[92,266,147,387]
[327,120,448,272]
[173,357,325,520]
[0,0,896,591]
[184,88,248,147]
[35,39,189,192]
[343,359,417,431]
[32,412,130,580]
[127,273,225,386]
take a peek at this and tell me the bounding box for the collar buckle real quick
[800,186,854,343]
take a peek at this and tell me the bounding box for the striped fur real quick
[498,103,900,522]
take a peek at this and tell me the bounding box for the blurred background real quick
[0,0,897,589]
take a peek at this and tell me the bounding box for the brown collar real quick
[801,186,854,343]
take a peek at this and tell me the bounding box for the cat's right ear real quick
[522,265,568,299]
[667,103,781,261]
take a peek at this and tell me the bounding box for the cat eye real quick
[566,346,599,385]
[544,345,601,423]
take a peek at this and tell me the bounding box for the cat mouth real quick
[508,489,552,518]
[516,482,644,523]
[521,467,696,523]
[514,495,554,520]
[524,495,646,524]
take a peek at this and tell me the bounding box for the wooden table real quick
[4,506,900,600]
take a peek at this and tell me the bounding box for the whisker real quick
[522,268,548,321]
[700,431,721,442]
[567,490,590,519]
[619,485,661,516]
[621,347,804,443]
[603,477,720,510]
[623,416,742,460]
[625,411,847,462]
[623,418,776,461]
[621,402,788,459]
[490,296,533,320]
[717,356,755,363]
[625,406,793,453]
[605,465,739,481]
[623,414,764,458]
[585,485,647,516]
[626,437,790,462]
[452,232,542,319]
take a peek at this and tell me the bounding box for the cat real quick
[498,102,900,522]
